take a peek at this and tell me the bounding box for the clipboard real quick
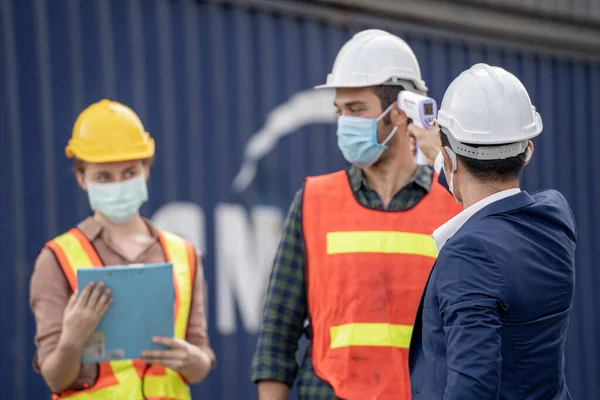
[76,263,174,363]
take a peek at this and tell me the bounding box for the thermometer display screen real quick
[424,103,434,116]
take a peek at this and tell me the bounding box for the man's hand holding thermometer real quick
[398,91,443,168]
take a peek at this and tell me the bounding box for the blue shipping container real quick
[1,0,599,398]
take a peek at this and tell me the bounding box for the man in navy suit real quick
[407,63,577,400]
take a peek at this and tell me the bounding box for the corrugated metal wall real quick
[303,0,600,58]
[457,0,600,22]
[313,0,600,23]
[1,0,599,399]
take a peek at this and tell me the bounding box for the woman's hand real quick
[59,282,113,350]
[142,337,213,383]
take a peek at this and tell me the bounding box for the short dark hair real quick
[371,85,405,124]
[440,131,527,182]
[372,85,404,110]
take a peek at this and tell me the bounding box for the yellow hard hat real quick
[65,99,155,163]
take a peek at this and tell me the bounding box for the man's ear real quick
[144,164,151,180]
[523,140,534,166]
[75,171,87,191]
[390,103,407,127]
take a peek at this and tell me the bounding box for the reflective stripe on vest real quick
[326,231,438,257]
[303,170,462,400]
[46,228,195,400]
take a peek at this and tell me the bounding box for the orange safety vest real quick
[303,170,462,400]
[45,228,196,400]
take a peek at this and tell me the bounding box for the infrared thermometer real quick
[397,91,437,165]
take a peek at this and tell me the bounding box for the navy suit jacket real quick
[409,190,577,400]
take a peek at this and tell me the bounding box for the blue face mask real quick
[336,103,398,168]
[87,174,149,223]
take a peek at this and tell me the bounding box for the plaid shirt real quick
[251,165,434,399]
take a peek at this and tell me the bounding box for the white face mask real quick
[443,146,463,205]
[87,175,149,223]
[443,146,531,204]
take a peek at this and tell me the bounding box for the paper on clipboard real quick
[76,262,174,363]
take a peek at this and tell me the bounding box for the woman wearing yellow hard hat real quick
[29,99,215,399]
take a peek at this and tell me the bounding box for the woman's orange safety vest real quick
[303,170,462,400]
[45,228,196,400]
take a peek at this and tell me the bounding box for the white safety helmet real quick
[437,63,543,160]
[315,29,428,94]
